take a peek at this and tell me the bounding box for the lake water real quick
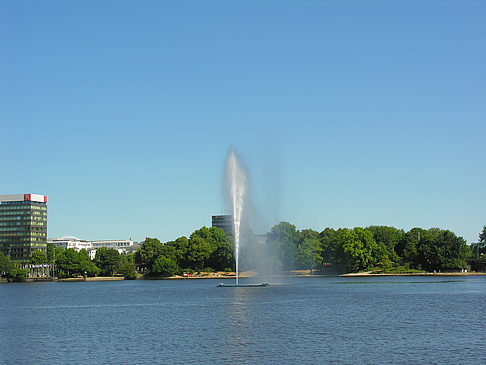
[1,276,485,364]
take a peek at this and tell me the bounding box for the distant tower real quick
[0,194,48,262]
[212,215,234,236]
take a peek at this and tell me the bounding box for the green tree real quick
[296,229,322,273]
[417,230,470,271]
[56,248,81,277]
[396,227,427,265]
[46,243,55,264]
[319,228,338,269]
[266,222,300,271]
[117,254,137,279]
[472,226,486,258]
[78,249,100,277]
[29,249,48,265]
[138,238,163,272]
[334,227,378,273]
[152,255,178,277]
[187,235,212,271]
[0,251,15,277]
[205,227,233,271]
[367,226,403,261]
[171,236,190,268]
[94,247,120,276]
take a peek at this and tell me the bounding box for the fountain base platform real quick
[217,283,269,287]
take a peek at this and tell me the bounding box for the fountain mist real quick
[224,149,248,286]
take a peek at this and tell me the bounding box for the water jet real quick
[218,148,268,288]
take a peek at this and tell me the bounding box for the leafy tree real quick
[334,227,378,273]
[171,236,190,268]
[0,251,15,276]
[319,228,338,267]
[29,249,48,265]
[94,247,120,276]
[296,229,322,272]
[266,222,300,270]
[417,230,470,271]
[472,226,486,258]
[205,227,233,271]
[0,252,28,281]
[396,227,427,265]
[117,254,137,279]
[78,249,100,277]
[152,255,178,277]
[187,235,212,271]
[367,226,403,261]
[480,226,486,246]
[56,248,81,277]
[139,238,163,272]
[46,243,55,264]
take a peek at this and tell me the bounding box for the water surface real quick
[1,276,485,364]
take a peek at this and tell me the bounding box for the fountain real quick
[217,148,268,288]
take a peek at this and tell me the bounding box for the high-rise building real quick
[0,194,48,262]
[212,215,234,236]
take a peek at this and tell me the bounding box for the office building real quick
[212,215,234,236]
[0,194,48,262]
[49,236,135,259]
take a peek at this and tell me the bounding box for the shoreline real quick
[2,271,485,284]
[339,271,486,277]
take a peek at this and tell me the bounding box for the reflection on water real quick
[1,277,485,364]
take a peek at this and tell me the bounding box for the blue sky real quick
[1,1,485,244]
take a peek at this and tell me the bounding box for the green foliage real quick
[79,249,100,277]
[296,229,322,272]
[371,264,425,274]
[367,226,403,261]
[187,235,212,271]
[472,226,486,258]
[396,227,426,264]
[134,223,473,276]
[94,247,120,276]
[319,228,337,265]
[54,247,101,278]
[12,268,29,281]
[139,238,163,272]
[56,248,81,277]
[46,243,55,264]
[266,221,300,270]
[152,255,178,277]
[29,249,48,265]
[418,230,470,271]
[333,227,379,273]
[0,251,16,277]
[117,254,137,280]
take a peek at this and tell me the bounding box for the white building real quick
[48,236,135,259]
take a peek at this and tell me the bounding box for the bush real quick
[12,268,29,282]
[152,256,178,277]
[224,267,232,272]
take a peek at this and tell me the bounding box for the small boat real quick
[217,282,269,287]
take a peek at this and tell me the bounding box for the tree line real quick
[2,224,483,280]
[136,223,483,276]
[136,226,233,277]
[0,245,137,280]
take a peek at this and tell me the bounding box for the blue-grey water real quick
[1,276,485,364]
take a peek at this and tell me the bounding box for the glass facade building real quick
[0,194,47,262]
[212,215,234,236]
